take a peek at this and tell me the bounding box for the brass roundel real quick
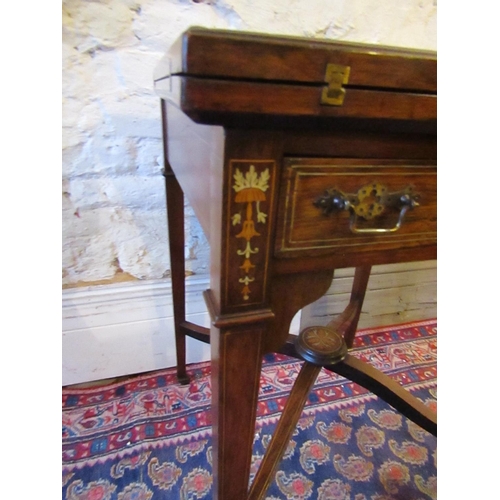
[295,326,348,366]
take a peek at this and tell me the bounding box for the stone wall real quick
[62,0,437,288]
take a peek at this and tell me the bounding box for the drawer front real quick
[274,158,436,258]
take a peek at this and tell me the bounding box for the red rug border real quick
[62,319,436,470]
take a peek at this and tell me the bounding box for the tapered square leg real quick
[210,324,265,499]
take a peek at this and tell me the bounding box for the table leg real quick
[326,265,371,348]
[247,362,322,500]
[210,323,266,500]
[206,269,334,499]
[161,100,189,385]
[344,265,372,347]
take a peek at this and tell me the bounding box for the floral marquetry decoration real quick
[228,162,274,304]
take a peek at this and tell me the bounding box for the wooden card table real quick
[154,27,437,500]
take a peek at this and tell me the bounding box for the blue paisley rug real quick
[62,319,437,500]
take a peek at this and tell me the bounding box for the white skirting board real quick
[300,261,437,330]
[62,277,302,386]
[62,262,435,386]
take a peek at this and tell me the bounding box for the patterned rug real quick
[62,319,437,500]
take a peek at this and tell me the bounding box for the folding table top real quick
[154,27,437,126]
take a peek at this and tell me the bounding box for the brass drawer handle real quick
[313,182,420,234]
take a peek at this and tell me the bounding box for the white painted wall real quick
[62,0,437,384]
[62,0,436,287]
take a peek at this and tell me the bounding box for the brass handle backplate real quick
[313,182,420,234]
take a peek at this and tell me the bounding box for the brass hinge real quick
[321,63,350,106]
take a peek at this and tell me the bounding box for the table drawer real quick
[274,158,436,258]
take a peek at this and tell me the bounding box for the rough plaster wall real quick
[62,0,437,288]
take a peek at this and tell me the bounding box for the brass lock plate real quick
[321,63,350,106]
